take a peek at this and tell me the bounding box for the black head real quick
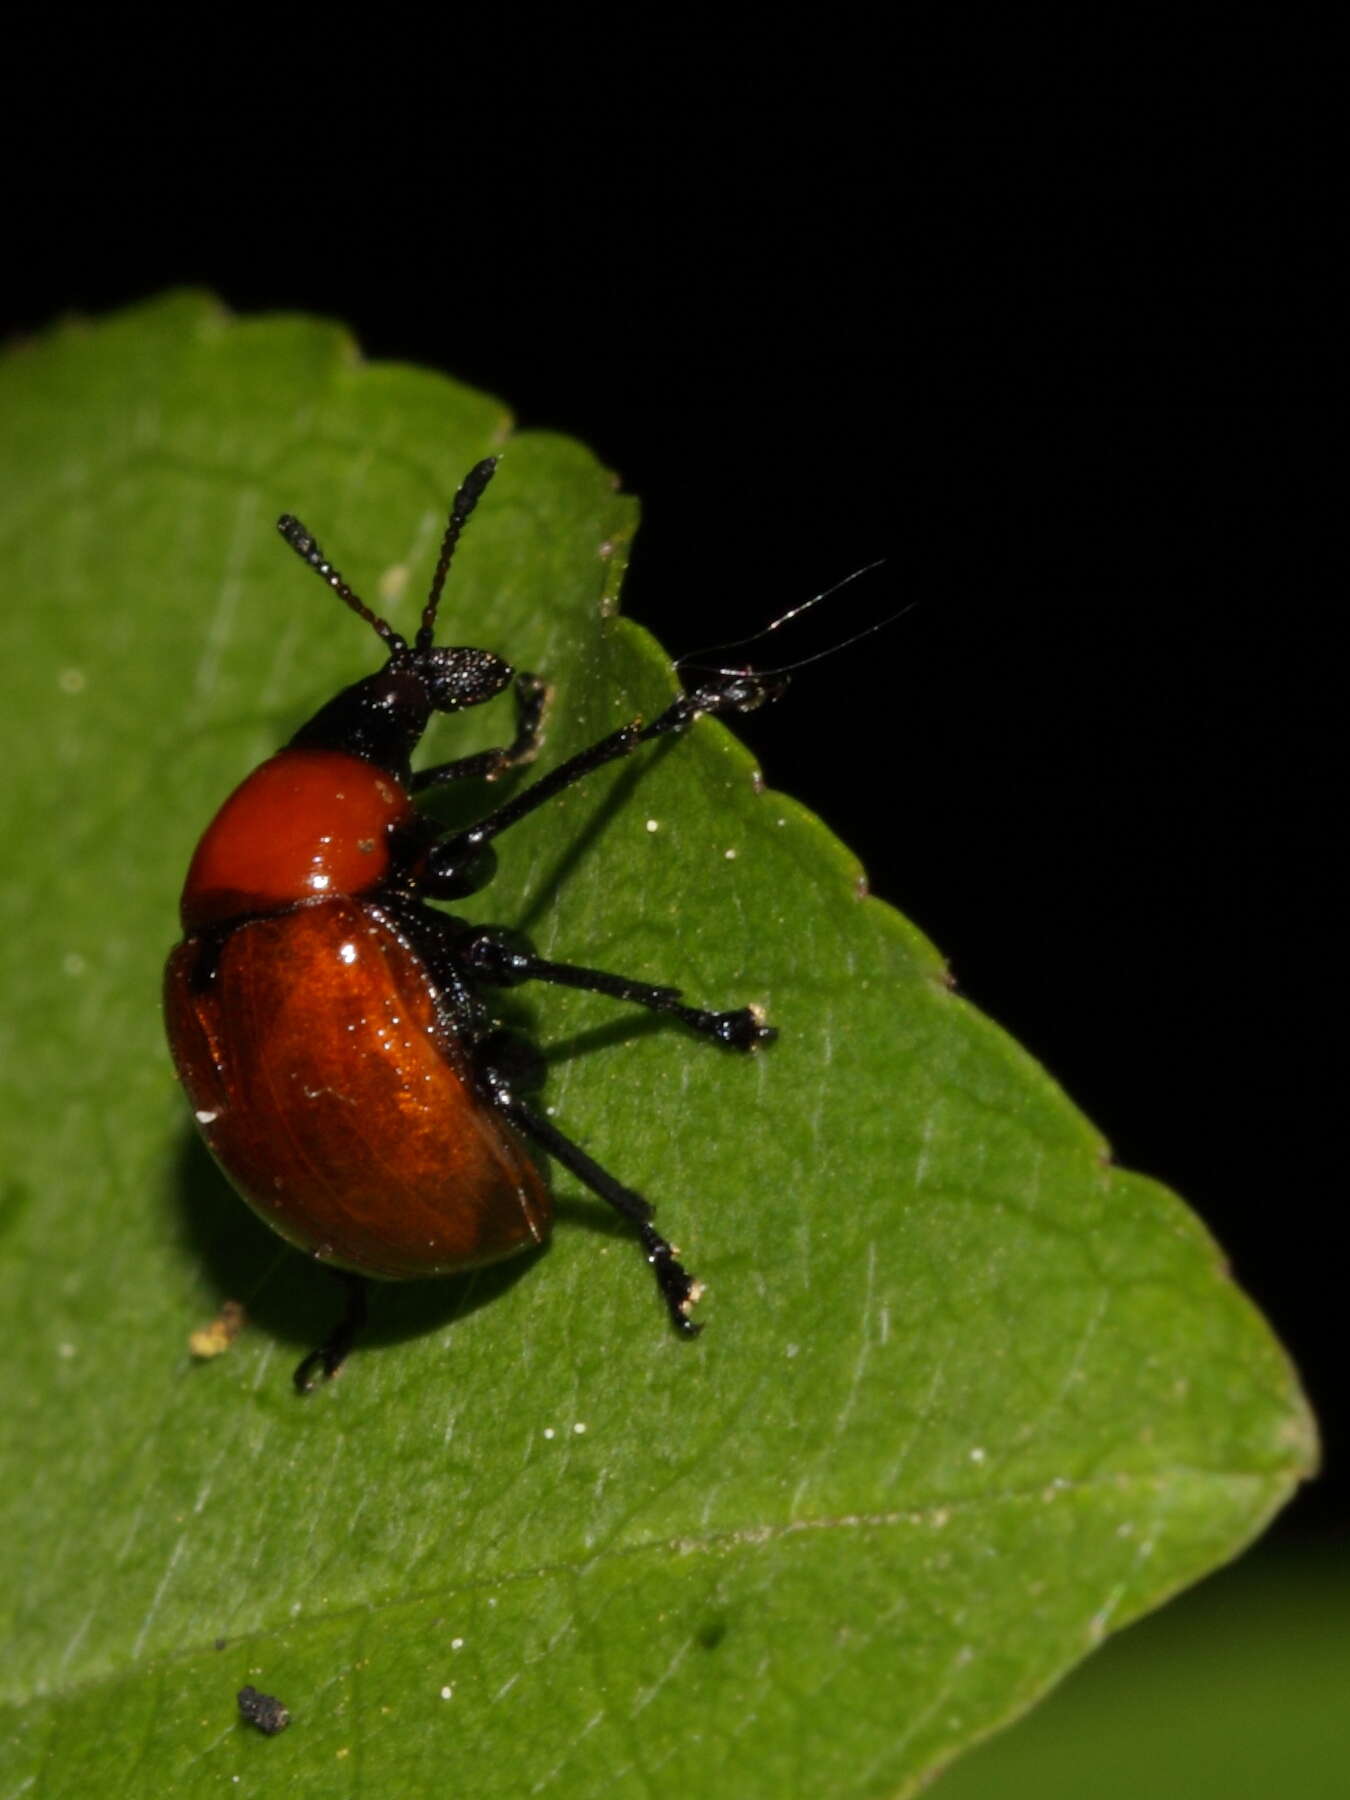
[278,458,513,779]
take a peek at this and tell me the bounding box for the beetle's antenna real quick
[417,457,500,652]
[277,516,406,652]
[676,559,904,679]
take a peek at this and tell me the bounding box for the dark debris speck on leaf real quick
[237,1685,290,1735]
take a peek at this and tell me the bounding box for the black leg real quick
[477,1062,704,1335]
[411,672,551,792]
[462,928,775,1051]
[424,672,779,894]
[293,1271,370,1394]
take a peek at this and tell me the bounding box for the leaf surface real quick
[0,294,1315,1797]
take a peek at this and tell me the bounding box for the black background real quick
[7,42,1335,1535]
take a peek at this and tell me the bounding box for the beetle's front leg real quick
[424,672,782,894]
[411,673,551,792]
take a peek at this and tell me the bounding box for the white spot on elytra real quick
[195,1109,219,1125]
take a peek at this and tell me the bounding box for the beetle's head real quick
[276,458,514,780]
[287,647,513,779]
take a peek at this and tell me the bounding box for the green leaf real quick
[933,1550,1350,1799]
[0,293,1315,1798]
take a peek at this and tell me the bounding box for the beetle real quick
[165,457,778,1391]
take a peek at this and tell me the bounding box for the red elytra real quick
[165,458,777,1391]
[166,896,552,1278]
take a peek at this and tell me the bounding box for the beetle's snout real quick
[422,646,514,713]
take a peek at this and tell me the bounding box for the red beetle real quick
[165,459,776,1390]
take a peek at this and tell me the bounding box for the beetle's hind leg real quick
[293,1271,370,1393]
[476,1043,703,1335]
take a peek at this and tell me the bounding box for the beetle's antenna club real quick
[276,515,406,653]
[418,456,500,653]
